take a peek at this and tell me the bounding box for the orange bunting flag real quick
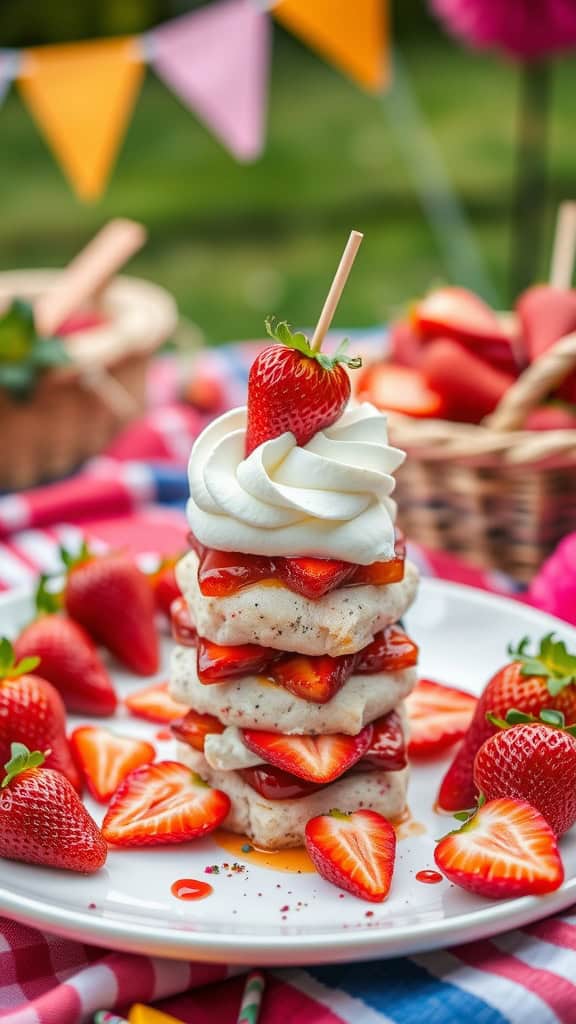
[273,0,389,93]
[18,37,144,201]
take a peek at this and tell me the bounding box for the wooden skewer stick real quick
[35,219,147,336]
[549,201,576,291]
[310,230,364,353]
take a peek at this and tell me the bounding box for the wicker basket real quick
[387,330,576,584]
[0,270,177,490]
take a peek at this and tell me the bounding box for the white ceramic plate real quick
[1,580,575,966]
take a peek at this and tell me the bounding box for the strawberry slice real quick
[240,763,323,800]
[434,798,564,898]
[171,596,197,647]
[102,762,230,846]
[421,338,516,423]
[305,809,397,902]
[277,557,355,599]
[241,725,373,783]
[357,364,444,418]
[125,681,189,723]
[406,679,477,758]
[517,284,576,361]
[272,653,355,704]
[355,625,418,673]
[198,548,272,597]
[525,405,576,431]
[197,638,278,684]
[171,709,225,751]
[70,725,155,803]
[388,319,424,368]
[414,286,510,349]
[361,710,407,771]
[349,534,406,588]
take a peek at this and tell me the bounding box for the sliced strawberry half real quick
[305,809,397,902]
[70,725,155,803]
[241,726,373,784]
[434,798,564,898]
[414,286,509,347]
[357,364,444,418]
[277,557,355,599]
[406,679,477,758]
[273,653,355,704]
[355,625,418,673]
[125,682,189,723]
[171,709,225,751]
[198,548,272,597]
[350,534,406,588]
[149,560,181,618]
[240,763,323,800]
[102,762,230,847]
[361,710,407,771]
[197,638,278,684]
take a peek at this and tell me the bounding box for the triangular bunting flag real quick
[18,37,144,201]
[273,0,388,93]
[150,0,270,162]
[0,51,18,106]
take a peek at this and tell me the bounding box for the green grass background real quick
[1,30,575,344]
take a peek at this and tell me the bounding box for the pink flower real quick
[527,533,576,625]
[430,0,576,61]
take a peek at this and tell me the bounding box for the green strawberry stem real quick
[310,230,364,353]
[486,707,576,736]
[2,743,45,788]
[35,574,63,615]
[265,318,361,373]
[0,637,40,679]
[508,633,576,695]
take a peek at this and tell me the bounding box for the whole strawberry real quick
[14,577,117,717]
[0,744,106,873]
[62,544,159,676]
[0,638,80,790]
[474,709,576,836]
[438,634,576,812]
[245,318,361,455]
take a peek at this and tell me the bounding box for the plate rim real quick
[1,576,576,965]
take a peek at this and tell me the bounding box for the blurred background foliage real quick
[0,1,575,342]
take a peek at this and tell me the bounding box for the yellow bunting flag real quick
[273,0,388,92]
[18,37,144,201]
[129,1006,184,1024]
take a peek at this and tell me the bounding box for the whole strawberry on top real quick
[0,744,106,873]
[0,638,80,790]
[438,634,576,813]
[245,317,361,455]
[474,709,576,836]
[61,543,159,676]
[14,576,117,716]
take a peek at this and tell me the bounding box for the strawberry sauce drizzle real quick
[171,878,213,900]
[415,870,443,884]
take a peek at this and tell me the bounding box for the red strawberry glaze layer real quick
[170,606,418,702]
[188,532,406,601]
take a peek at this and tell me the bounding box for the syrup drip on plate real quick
[415,870,443,885]
[171,878,213,901]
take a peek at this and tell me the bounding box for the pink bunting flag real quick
[150,0,270,162]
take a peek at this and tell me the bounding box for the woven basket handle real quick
[485,332,576,431]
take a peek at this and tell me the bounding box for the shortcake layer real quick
[203,713,408,771]
[171,646,416,735]
[176,550,419,657]
[179,743,409,849]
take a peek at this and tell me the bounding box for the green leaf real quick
[505,709,534,726]
[540,708,566,728]
[263,315,362,372]
[35,575,62,615]
[33,337,70,368]
[509,633,576,693]
[0,363,35,400]
[0,637,39,679]
[2,742,45,788]
[0,300,35,362]
[0,638,14,675]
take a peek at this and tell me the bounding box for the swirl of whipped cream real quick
[186,402,405,564]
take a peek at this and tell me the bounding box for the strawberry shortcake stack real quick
[169,318,420,849]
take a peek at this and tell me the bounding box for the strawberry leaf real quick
[509,633,576,693]
[0,300,70,400]
[2,742,45,788]
[264,316,362,371]
[0,637,40,679]
[35,574,62,615]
